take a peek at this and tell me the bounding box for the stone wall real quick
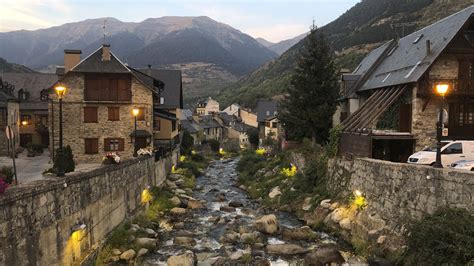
[0,148,178,266]
[327,157,474,230]
[411,85,440,151]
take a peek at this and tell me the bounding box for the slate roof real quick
[0,73,57,110]
[155,109,177,121]
[71,46,130,74]
[200,115,223,129]
[181,119,202,134]
[129,130,152,138]
[140,69,183,109]
[0,91,16,107]
[355,6,474,92]
[256,100,278,122]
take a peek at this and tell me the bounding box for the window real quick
[172,121,176,131]
[266,111,270,116]
[84,107,98,123]
[104,138,124,151]
[154,117,161,131]
[265,121,271,127]
[442,143,463,154]
[137,107,145,121]
[36,115,48,126]
[84,138,98,154]
[108,107,120,121]
[84,74,131,102]
[272,122,278,128]
[21,115,31,125]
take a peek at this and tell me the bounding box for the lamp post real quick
[433,83,449,168]
[132,108,139,157]
[55,85,67,176]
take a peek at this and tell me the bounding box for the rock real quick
[229,250,244,260]
[159,220,173,231]
[304,207,330,227]
[167,250,196,266]
[135,238,157,250]
[175,179,185,186]
[119,249,136,261]
[238,225,251,234]
[220,206,236,212]
[329,208,345,223]
[174,236,196,246]
[220,231,240,243]
[187,200,204,209]
[165,180,178,189]
[253,243,265,250]
[268,187,282,199]
[229,201,244,208]
[185,188,193,194]
[241,232,261,244]
[176,230,194,237]
[175,189,187,195]
[208,216,220,223]
[304,247,345,265]
[145,228,157,237]
[170,196,181,206]
[320,199,332,209]
[128,235,136,243]
[112,248,122,256]
[339,218,352,230]
[137,248,148,257]
[168,173,184,181]
[239,185,247,190]
[266,244,307,255]
[282,226,317,241]
[170,207,187,215]
[109,256,120,262]
[302,197,312,211]
[368,257,392,266]
[174,222,185,229]
[377,235,387,245]
[264,171,273,177]
[216,194,226,202]
[129,227,138,234]
[254,214,278,235]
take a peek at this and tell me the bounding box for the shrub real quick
[0,166,14,184]
[404,208,474,265]
[327,125,342,158]
[54,145,75,173]
[246,127,259,147]
[178,161,202,177]
[190,153,205,163]
[208,139,220,153]
[181,130,194,155]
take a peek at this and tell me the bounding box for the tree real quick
[181,130,194,155]
[246,127,259,148]
[278,24,339,143]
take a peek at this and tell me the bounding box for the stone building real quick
[256,100,280,143]
[338,6,474,162]
[196,97,220,116]
[223,103,258,128]
[0,79,20,156]
[48,45,161,163]
[0,73,57,148]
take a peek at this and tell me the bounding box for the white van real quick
[407,141,474,167]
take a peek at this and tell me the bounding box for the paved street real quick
[0,151,101,184]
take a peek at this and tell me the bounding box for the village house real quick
[0,73,57,148]
[48,45,161,163]
[338,6,474,162]
[139,68,183,149]
[0,79,20,156]
[256,100,280,143]
[218,112,250,148]
[199,114,224,141]
[179,109,203,145]
[223,103,258,128]
[195,97,220,116]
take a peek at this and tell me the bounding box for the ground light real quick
[255,148,266,155]
[353,190,367,209]
[141,185,152,205]
[179,155,186,162]
[63,223,86,264]
[172,164,177,173]
[219,148,226,156]
[281,163,297,177]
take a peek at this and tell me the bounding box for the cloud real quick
[244,24,308,43]
[0,0,71,32]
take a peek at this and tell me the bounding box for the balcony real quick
[422,78,474,96]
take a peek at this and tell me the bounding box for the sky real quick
[0,0,359,43]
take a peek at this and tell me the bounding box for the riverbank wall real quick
[0,149,178,265]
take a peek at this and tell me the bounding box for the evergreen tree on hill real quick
[278,24,339,143]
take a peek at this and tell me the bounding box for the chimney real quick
[147,64,152,75]
[102,44,111,61]
[64,49,82,73]
[426,40,431,55]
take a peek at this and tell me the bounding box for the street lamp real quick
[55,85,67,177]
[132,108,139,157]
[433,82,449,168]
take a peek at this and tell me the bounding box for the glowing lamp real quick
[141,187,152,204]
[132,108,140,117]
[21,121,28,126]
[54,85,67,99]
[354,190,362,197]
[179,155,186,162]
[435,83,449,97]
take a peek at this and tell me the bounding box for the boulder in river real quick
[119,249,136,261]
[220,206,236,212]
[266,244,307,255]
[167,250,196,266]
[170,196,181,206]
[137,248,148,257]
[135,238,157,250]
[174,236,197,247]
[187,200,205,209]
[281,226,317,241]
[268,187,282,199]
[304,246,345,265]
[170,207,187,215]
[229,201,244,208]
[254,214,278,235]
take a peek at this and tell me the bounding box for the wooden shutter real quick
[84,138,98,154]
[154,117,161,131]
[100,78,110,101]
[118,138,125,151]
[137,107,145,121]
[118,79,131,101]
[84,107,98,123]
[109,78,118,101]
[104,138,111,151]
[85,77,101,101]
[108,107,120,121]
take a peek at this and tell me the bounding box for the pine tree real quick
[278,24,339,143]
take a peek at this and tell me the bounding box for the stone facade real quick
[411,85,440,150]
[0,103,20,156]
[327,157,474,231]
[0,149,178,265]
[49,73,154,163]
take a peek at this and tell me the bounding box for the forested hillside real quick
[217,0,474,108]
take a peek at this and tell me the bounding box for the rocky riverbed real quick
[136,158,362,265]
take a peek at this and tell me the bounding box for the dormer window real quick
[266,111,270,116]
[160,97,165,105]
[18,89,28,101]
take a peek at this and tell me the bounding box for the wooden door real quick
[399,103,412,132]
[136,137,147,149]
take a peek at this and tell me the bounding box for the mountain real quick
[217,0,474,108]
[269,33,307,55]
[0,16,277,101]
[0,58,35,73]
[256,38,275,47]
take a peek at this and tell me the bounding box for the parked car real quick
[407,141,474,167]
[450,160,474,171]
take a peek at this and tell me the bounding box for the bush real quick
[190,153,205,163]
[247,127,259,147]
[178,161,202,177]
[404,208,474,265]
[181,130,194,155]
[0,166,14,184]
[26,143,44,154]
[208,139,220,153]
[54,145,75,173]
[327,125,342,158]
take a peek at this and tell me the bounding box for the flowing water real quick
[143,158,356,265]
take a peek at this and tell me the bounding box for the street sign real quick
[5,126,14,140]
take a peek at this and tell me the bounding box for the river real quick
[142,158,358,265]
